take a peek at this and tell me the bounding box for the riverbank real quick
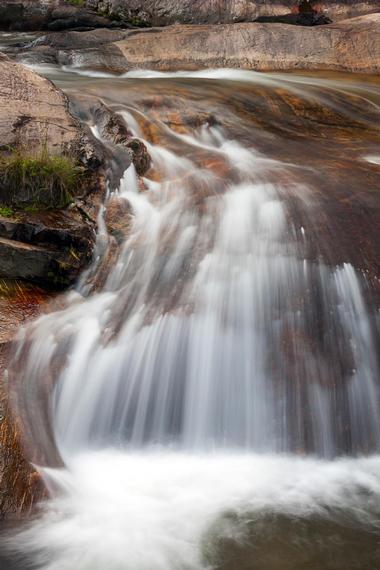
[0,1,379,31]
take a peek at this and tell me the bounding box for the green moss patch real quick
[0,150,83,209]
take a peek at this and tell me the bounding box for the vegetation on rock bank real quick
[0,149,83,210]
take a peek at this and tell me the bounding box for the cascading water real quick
[4,66,380,569]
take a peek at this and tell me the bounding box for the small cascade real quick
[13,119,380,459]
[5,65,380,570]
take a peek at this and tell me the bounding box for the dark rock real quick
[47,8,113,31]
[0,0,51,31]
[297,1,332,26]
[0,2,24,29]
[0,208,94,289]
[297,12,332,25]
[91,104,151,174]
[0,236,83,288]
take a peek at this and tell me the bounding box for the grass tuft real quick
[0,149,83,209]
[0,206,14,217]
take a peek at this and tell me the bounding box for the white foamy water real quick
[9,451,380,570]
[364,155,380,165]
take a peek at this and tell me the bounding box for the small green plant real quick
[0,206,14,217]
[0,149,83,209]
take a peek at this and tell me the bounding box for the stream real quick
[2,40,380,569]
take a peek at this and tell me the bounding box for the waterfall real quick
[5,67,380,570]
[14,120,380,459]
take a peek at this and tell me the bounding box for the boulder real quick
[0,210,94,288]
[0,55,98,162]
[47,4,115,31]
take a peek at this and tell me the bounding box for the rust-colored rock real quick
[0,392,47,521]
[0,280,55,521]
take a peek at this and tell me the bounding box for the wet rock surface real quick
[0,280,55,522]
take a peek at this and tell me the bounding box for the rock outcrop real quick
[86,0,380,26]
[0,55,104,289]
[81,13,378,74]
[0,54,95,160]
[0,0,114,31]
[0,1,379,30]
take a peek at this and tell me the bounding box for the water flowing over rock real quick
[7,65,380,461]
[1,63,379,567]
